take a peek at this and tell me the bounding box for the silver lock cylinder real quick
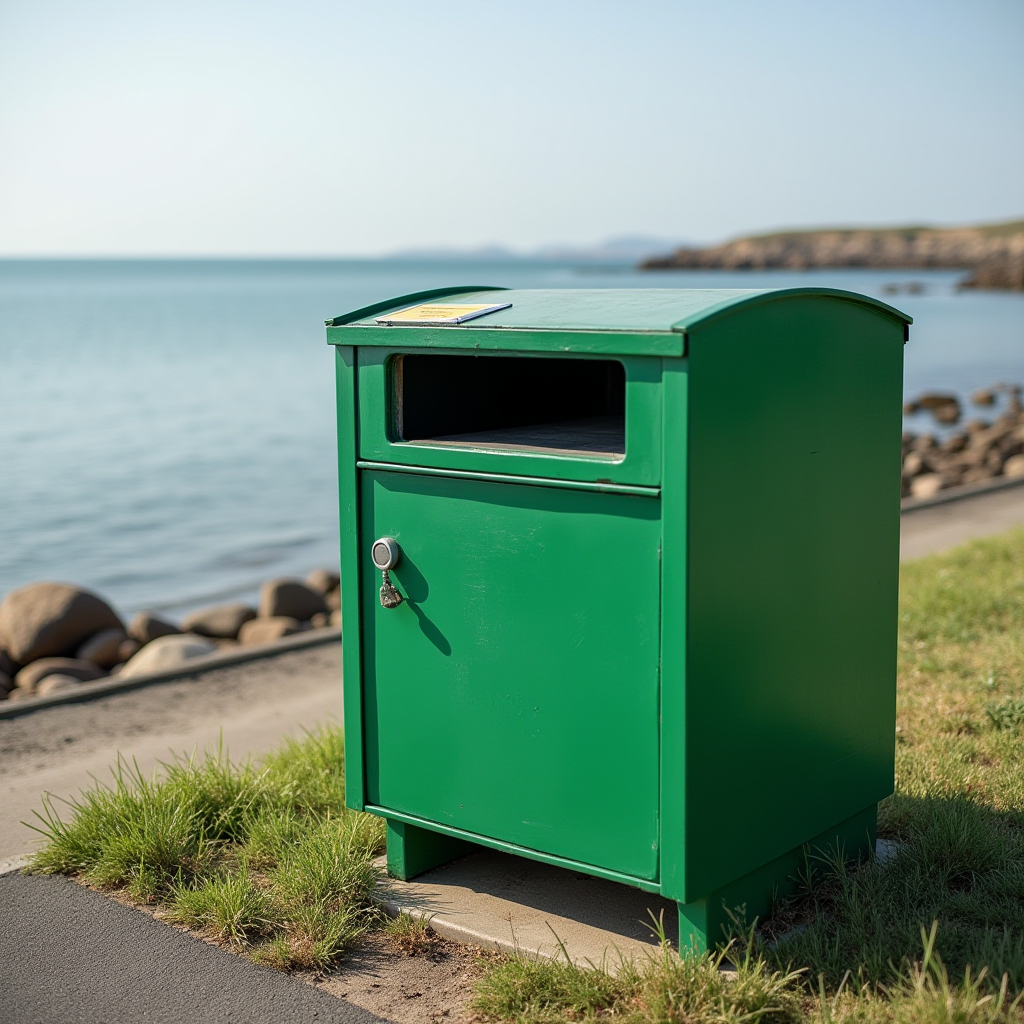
[371,537,400,571]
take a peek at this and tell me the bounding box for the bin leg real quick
[386,819,476,881]
[676,803,878,954]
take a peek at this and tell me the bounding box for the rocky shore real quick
[902,384,1024,499]
[640,220,1024,291]
[0,570,341,703]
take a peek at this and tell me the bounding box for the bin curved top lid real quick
[327,286,911,352]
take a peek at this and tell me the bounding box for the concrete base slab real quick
[379,839,899,970]
[379,848,678,970]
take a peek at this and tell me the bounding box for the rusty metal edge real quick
[0,627,341,721]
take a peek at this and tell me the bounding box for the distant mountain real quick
[533,236,686,262]
[384,236,686,264]
[640,219,1024,291]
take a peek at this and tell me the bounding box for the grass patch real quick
[28,726,385,969]
[759,530,1024,997]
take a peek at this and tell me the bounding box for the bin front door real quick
[361,469,661,882]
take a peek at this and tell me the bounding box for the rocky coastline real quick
[0,570,341,704]
[640,220,1024,291]
[902,383,1024,499]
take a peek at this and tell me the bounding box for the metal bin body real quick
[326,287,909,948]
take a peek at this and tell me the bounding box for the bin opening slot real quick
[395,355,625,456]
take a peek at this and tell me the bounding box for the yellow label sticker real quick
[375,301,512,326]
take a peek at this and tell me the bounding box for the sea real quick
[1,259,1022,618]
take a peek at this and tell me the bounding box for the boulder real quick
[0,671,13,697]
[902,452,930,477]
[329,608,342,629]
[76,628,130,669]
[325,586,341,611]
[238,617,302,646]
[932,403,961,425]
[306,569,341,596]
[971,388,997,406]
[909,474,944,500]
[118,634,217,679]
[962,466,995,485]
[117,638,141,663]
[127,611,182,645]
[0,582,123,664]
[0,648,19,678]
[1004,454,1024,479]
[15,657,105,694]
[258,579,327,622]
[36,674,83,697]
[310,612,330,629]
[917,392,959,410]
[180,603,256,640]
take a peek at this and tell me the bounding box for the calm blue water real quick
[1,259,1021,617]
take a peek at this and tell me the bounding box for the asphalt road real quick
[0,871,383,1024]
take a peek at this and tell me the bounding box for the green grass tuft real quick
[27,725,384,969]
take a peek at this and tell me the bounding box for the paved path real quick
[0,871,381,1024]
[900,481,1024,560]
[1,644,342,863]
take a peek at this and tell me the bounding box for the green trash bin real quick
[326,287,910,950]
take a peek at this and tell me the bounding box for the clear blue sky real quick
[1,0,1021,255]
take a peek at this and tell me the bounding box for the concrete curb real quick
[0,627,341,721]
[0,855,31,877]
[901,472,1024,513]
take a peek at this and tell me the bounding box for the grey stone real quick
[306,568,340,595]
[35,674,84,697]
[14,657,105,694]
[180,603,256,640]
[75,628,130,669]
[127,611,182,645]
[0,648,19,678]
[1004,454,1024,478]
[0,583,123,664]
[238,617,302,646]
[909,473,944,500]
[258,579,327,622]
[117,638,142,663]
[118,635,217,679]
